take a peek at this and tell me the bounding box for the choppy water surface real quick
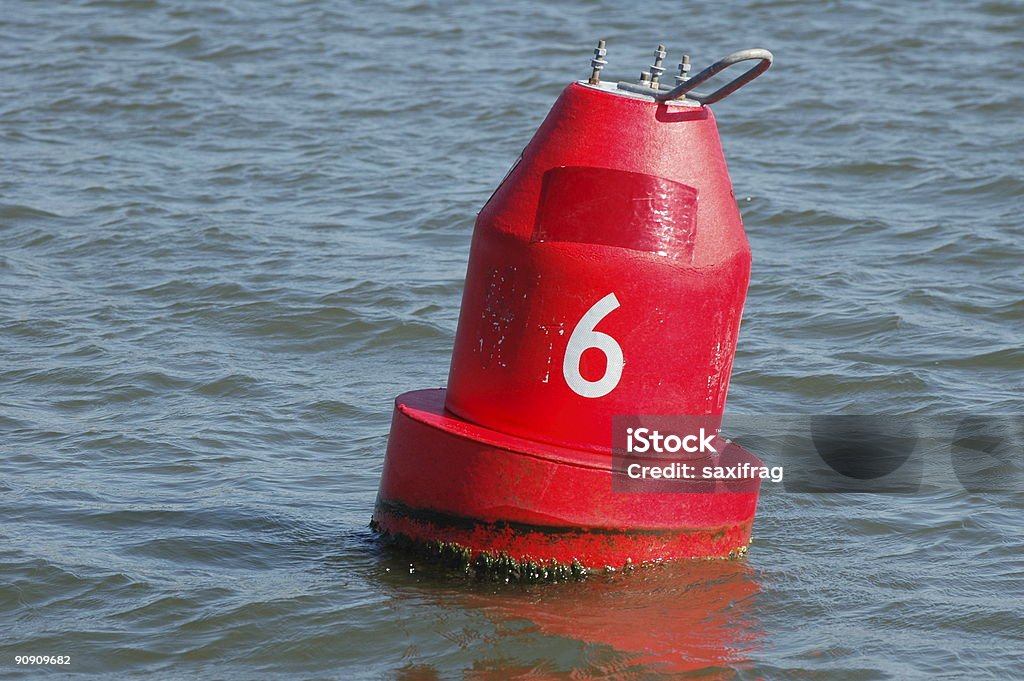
[2,1,1022,678]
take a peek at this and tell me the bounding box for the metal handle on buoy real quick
[660,48,773,104]
[616,48,773,105]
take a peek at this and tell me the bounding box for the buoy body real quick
[374,79,764,570]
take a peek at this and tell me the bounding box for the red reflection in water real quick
[453,560,763,679]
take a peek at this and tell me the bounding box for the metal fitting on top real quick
[675,54,692,86]
[650,44,667,88]
[619,48,774,106]
[589,39,608,85]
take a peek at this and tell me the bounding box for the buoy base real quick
[373,389,762,570]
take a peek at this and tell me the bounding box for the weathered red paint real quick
[374,81,762,568]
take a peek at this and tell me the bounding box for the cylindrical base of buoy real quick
[373,390,762,571]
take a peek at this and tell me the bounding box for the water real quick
[2,0,1022,678]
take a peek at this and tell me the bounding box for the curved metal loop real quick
[656,48,773,105]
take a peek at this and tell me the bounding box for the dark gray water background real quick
[2,0,1022,678]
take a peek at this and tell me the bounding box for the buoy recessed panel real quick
[373,42,774,574]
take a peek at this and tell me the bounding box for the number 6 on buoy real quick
[562,292,623,398]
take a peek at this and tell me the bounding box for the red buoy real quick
[374,43,773,574]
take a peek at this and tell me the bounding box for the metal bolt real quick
[588,39,608,85]
[675,53,692,85]
[650,44,667,88]
[639,71,652,87]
